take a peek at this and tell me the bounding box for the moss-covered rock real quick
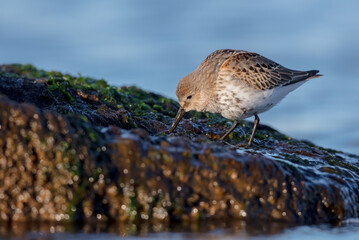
[0,64,358,224]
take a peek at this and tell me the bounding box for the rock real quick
[0,64,358,224]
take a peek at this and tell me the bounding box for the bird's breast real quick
[214,78,297,120]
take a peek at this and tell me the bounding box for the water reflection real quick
[1,220,359,240]
[0,220,295,239]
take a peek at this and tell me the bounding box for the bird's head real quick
[168,72,210,133]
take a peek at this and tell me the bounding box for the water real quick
[1,221,359,240]
[0,1,359,238]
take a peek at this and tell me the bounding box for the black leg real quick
[248,114,260,146]
[220,120,238,141]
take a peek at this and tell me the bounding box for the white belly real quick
[216,80,307,120]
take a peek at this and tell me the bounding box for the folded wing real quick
[219,51,320,90]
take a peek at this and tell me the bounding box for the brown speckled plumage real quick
[169,49,322,145]
[218,50,319,90]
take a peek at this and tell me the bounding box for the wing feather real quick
[219,51,320,90]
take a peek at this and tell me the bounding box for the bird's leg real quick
[248,114,260,146]
[220,120,238,141]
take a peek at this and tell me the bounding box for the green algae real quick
[16,65,177,119]
[117,86,179,119]
[253,131,270,140]
[0,63,49,79]
[47,77,76,103]
[0,64,179,132]
[325,155,359,174]
[229,131,247,142]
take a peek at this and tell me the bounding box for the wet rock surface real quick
[0,64,358,224]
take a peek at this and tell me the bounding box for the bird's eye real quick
[187,95,192,100]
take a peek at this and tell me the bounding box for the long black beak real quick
[168,107,186,133]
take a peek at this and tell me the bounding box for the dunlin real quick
[168,49,321,145]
